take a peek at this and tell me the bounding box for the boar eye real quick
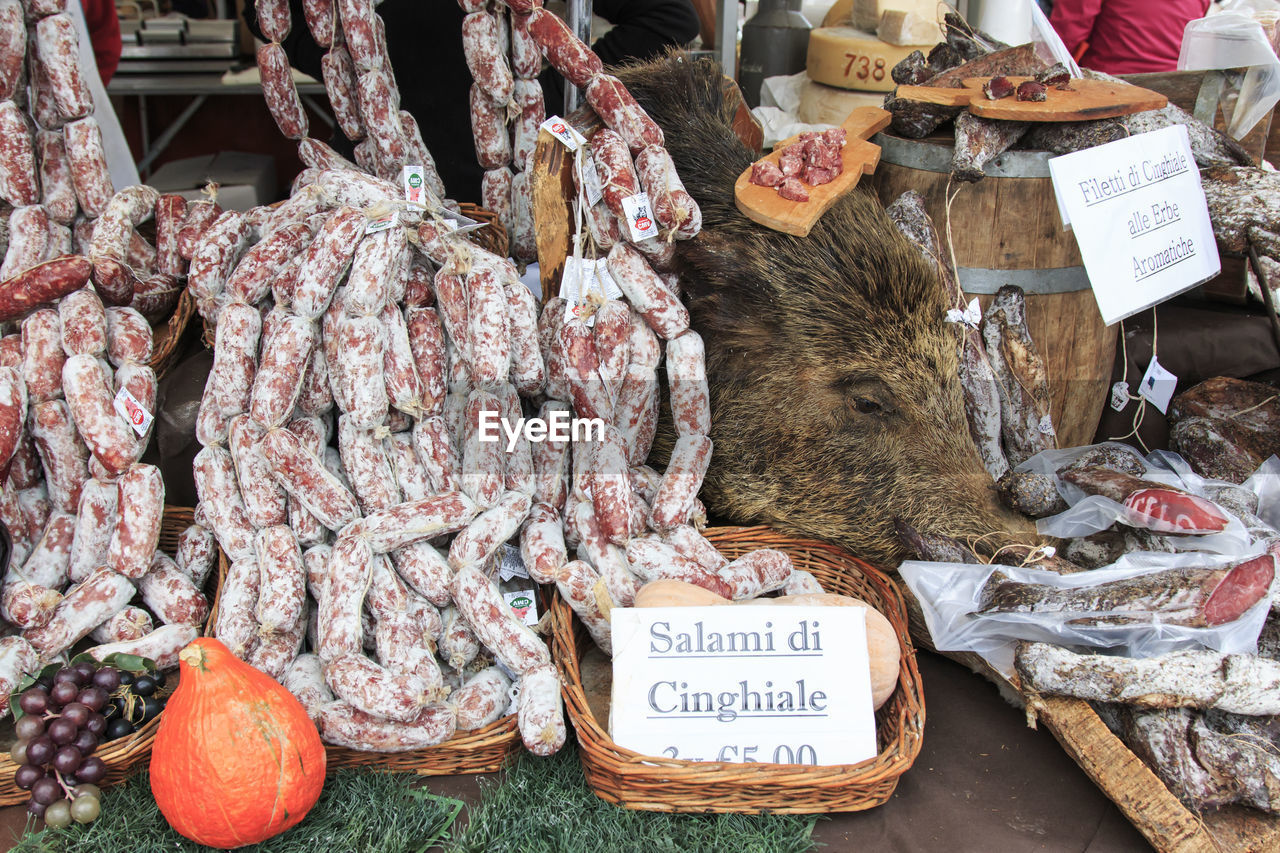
[853,397,881,414]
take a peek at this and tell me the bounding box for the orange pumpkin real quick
[150,637,326,849]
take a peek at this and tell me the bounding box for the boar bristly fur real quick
[618,53,1036,566]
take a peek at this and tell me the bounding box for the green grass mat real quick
[7,769,463,853]
[447,742,821,853]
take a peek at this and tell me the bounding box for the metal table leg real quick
[136,93,207,175]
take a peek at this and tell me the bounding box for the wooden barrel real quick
[869,133,1118,450]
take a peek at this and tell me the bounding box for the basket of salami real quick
[0,505,216,807]
[551,525,926,814]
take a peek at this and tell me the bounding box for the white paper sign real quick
[558,257,623,326]
[502,588,539,627]
[540,115,587,150]
[620,193,660,242]
[112,387,152,437]
[402,165,427,210]
[610,606,878,766]
[1138,356,1178,414]
[1048,125,1220,325]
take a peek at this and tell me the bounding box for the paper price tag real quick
[1138,356,1178,414]
[621,193,659,242]
[581,151,604,207]
[113,387,153,437]
[1110,380,1131,412]
[402,165,427,210]
[944,297,982,327]
[364,210,397,234]
[498,544,529,582]
[503,588,540,627]
[541,116,586,150]
[559,257,623,326]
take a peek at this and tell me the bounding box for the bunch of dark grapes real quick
[9,661,167,827]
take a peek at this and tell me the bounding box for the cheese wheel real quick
[852,0,945,32]
[796,77,887,125]
[806,26,936,93]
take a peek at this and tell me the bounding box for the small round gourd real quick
[150,637,326,848]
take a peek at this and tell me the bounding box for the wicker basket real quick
[0,505,199,806]
[203,547,524,777]
[147,286,197,380]
[551,525,926,814]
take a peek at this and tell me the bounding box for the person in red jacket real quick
[78,0,123,84]
[1050,0,1211,75]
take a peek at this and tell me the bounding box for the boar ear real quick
[678,232,781,344]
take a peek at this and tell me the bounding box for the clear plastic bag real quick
[899,552,1273,678]
[1178,11,1280,138]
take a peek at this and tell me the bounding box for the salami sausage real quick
[379,303,425,418]
[176,190,222,261]
[451,666,511,731]
[227,414,288,527]
[318,533,374,661]
[717,549,793,599]
[283,654,333,719]
[635,143,700,239]
[590,425,631,545]
[265,426,360,531]
[1,207,50,283]
[62,353,138,475]
[293,206,365,319]
[0,255,91,322]
[67,477,117,584]
[151,193,187,277]
[103,306,151,366]
[315,700,457,752]
[355,68,407,170]
[301,0,337,48]
[35,131,76,227]
[0,102,38,208]
[0,366,24,470]
[648,434,712,531]
[385,430,429,502]
[30,399,89,513]
[249,313,315,429]
[188,209,250,304]
[516,663,565,756]
[390,541,454,606]
[35,15,94,120]
[554,558,612,653]
[1,575,62,631]
[666,330,710,437]
[334,313,389,429]
[252,524,307,632]
[448,491,532,570]
[338,0,380,70]
[405,307,447,417]
[665,524,728,571]
[614,360,658,467]
[504,283,545,397]
[510,11,541,79]
[605,242,689,339]
[462,11,514,104]
[437,604,478,669]
[87,623,197,671]
[591,300,630,401]
[586,74,664,152]
[509,170,536,262]
[512,79,545,168]
[191,445,256,562]
[481,168,514,240]
[344,225,405,317]
[451,564,551,675]
[558,318,613,422]
[62,117,114,216]
[519,509,566,584]
[138,551,209,626]
[591,131,643,218]
[571,499,637,606]
[198,302,260,444]
[465,263,511,388]
[89,605,153,645]
[255,0,292,41]
[530,400,570,513]
[0,0,23,102]
[537,299,570,402]
[338,414,400,514]
[58,287,107,357]
[22,309,64,402]
[526,7,600,89]
[22,510,76,591]
[398,110,449,199]
[215,556,260,660]
[105,463,164,579]
[225,222,313,306]
[462,389,505,508]
[23,567,135,663]
[175,522,217,589]
[258,42,309,140]
[624,537,734,596]
[411,415,462,495]
[469,83,513,170]
[351,493,479,554]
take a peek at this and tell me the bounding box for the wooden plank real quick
[733,106,891,237]
[897,77,1168,122]
[530,127,577,303]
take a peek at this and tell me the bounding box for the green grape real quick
[70,794,100,824]
[43,799,72,828]
[71,783,101,799]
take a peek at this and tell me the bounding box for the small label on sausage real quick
[498,543,529,582]
[1138,356,1177,415]
[540,115,586,150]
[581,151,604,207]
[403,165,427,210]
[621,193,659,242]
[365,211,398,234]
[1110,380,1130,412]
[112,386,153,437]
[502,588,539,626]
[559,257,623,327]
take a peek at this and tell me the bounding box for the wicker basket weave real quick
[551,525,926,814]
[0,505,198,806]
[147,287,197,380]
[204,547,524,777]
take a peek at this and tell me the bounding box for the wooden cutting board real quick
[733,106,892,238]
[896,76,1168,121]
